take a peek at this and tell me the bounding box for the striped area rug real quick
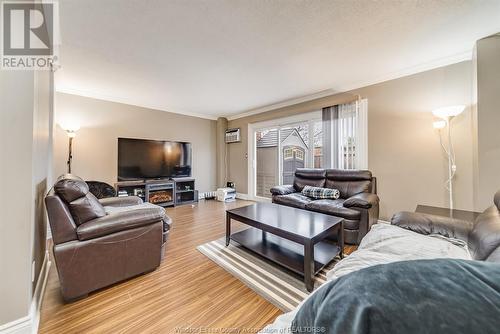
[197,238,340,312]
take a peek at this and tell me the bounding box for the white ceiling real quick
[56,0,500,119]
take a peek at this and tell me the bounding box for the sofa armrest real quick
[343,193,379,209]
[77,207,165,241]
[99,196,143,207]
[270,185,296,196]
[391,211,472,242]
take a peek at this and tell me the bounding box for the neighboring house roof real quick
[256,128,308,148]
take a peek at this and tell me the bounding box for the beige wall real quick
[0,69,52,326]
[475,34,500,210]
[54,93,217,193]
[228,61,474,220]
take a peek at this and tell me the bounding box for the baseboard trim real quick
[0,316,31,334]
[32,251,51,334]
[236,193,249,200]
[0,251,51,334]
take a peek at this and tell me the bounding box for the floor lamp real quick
[64,125,80,173]
[432,105,465,210]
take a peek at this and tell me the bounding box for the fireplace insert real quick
[145,182,175,207]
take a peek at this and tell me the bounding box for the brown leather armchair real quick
[45,174,170,302]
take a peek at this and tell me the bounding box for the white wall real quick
[0,68,53,331]
[0,70,35,327]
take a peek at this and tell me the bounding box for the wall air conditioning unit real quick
[225,128,241,143]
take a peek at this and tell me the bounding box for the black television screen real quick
[118,138,192,180]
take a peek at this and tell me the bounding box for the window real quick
[338,106,357,169]
[295,149,304,161]
[283,148,293,160]
[313,121,323,168]
[322,99,368,170]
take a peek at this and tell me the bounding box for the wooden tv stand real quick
[115,178,198,207]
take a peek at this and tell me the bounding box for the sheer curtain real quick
[322,99,368,169]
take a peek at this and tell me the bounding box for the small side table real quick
[415,205,481,222]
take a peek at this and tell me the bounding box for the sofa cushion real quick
[68,193,107,225]
[270,185,296,196]
[342,219,360,230]
[325,169,372,199]
[54,175,89,202]
[469,205,500,261]
[343,193,379,209]
[306,199,361,220]
[327,223,471,281]
[326,169,372,181]
[54,175,106,225]
[273,193,312,209]
[343,228,360,244]
[77,206,166,241]
[486,248,500,263]
[301,185,339,199]
[293,169,326,192]
[391,211,472,242]
[325,180,371,199]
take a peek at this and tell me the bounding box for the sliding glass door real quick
[255,128,279,198]
[250,113,323,200]
[279,124,309,185]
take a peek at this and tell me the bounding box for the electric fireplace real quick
[146,182,174,207]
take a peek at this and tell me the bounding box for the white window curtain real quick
[322,99,368,170]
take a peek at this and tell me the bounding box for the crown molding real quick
[334,50,473,93]
[55,86,219,121]
[225,89,339,121]
[227,50,473,121]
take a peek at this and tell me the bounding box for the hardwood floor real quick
[39,200,356,333]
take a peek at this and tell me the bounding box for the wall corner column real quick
[216,117,228,188]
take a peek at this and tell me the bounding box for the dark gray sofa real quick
[270,168,379,245]
[392,189,500,262]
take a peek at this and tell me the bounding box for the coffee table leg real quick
[304,241,314,292]
[226,214,231,246]
[338,221,344,259]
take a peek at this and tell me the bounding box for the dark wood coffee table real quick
[226,202,344,292]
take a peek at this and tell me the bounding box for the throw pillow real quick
[302,185,340,199]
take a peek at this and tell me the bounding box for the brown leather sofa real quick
[270,168,379,245]
[45,174,170,302]
[392,190,500,262]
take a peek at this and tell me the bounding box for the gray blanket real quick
[292,259,500,334]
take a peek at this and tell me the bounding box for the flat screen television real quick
[118,138,192,180]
